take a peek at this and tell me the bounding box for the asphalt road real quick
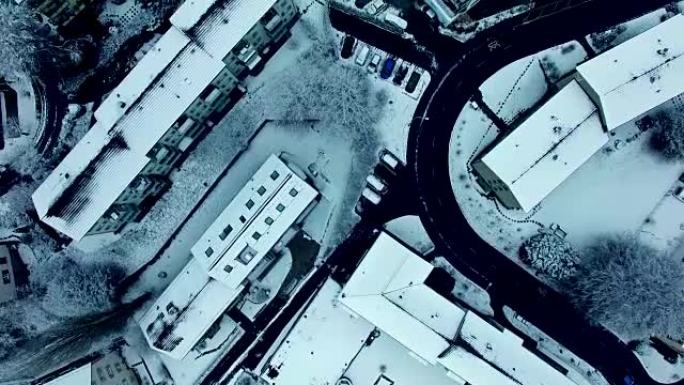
[402,1,680,385]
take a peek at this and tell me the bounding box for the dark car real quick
[405,71,421,93]
[380,57,396,79]
[393,63,409,85]
[355,0,372,7]
[340,35,357,59]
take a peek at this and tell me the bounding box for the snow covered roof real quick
[458,312,577,385]
[437,347,518,385]
[138,258,243,360]
[174,0,278,60]
[95,27,191,131]
[191,154,318,289]
[478,80,608,212]
[340,232,466,364]
[31,126,149,240]
[264,279,374,385]
[44,364,92,385]
[32,27,225,241]
[577,14,684,130]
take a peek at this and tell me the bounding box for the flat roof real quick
[577,14,684,129]
[263,279,374,385]
[191,155,318,289]
[139,259,243,360]
[340,232,466,364]
[178,0,278,61]
[32,28,225,240]
[44,364,92,385]
[459,312,577,385]
[479,80,608,212]
[31,126,149,240]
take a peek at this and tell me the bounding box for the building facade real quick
[38,351,140,385]
[32,0,299,241]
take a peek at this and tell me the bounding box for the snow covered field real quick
[634,342,684,384]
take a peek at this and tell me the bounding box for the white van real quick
[385,13,408,30]
[356,45,370,66]
[366,174,388,194]
[362,187,382,205]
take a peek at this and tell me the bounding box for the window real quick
[223,264,233,273]
[265,217,274,225]
[236,245,257,265]
[0,257,6,265]
[276,203,285,212]
[199,85,217,100]
[270,170,280,180]
[289,188,298,197]
[246,199,255,209]
[252,232,261,241]
[205,247,214,257]
[257,186,267,195]
[219,225,233,240]
[1,270,9,285]
[239,215,247,223]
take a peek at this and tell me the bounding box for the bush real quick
[567,235,684,341]
[0,316,27,360]
[520,232,579,280]
[33,257,125,318]
[651,112,684,161]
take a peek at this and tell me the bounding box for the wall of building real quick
[0,245,17,304]
[472,159,522,210]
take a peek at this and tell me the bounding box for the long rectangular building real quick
[473,80,608,212]
[576,14,684,130]
[32,0,299,241]
[191,154,318,289]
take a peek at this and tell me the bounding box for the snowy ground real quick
[503,307,609,385]
[450,37,684,270]
[383,215,435,254]
[634,342,684,384]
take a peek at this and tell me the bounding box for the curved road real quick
[406,1,679,385]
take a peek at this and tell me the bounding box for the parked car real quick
[340,35,357,59]
[355,45,370,66]
[355,0,372,7]
[366,174,388,194]
[380,56,396,79]
[368,54,382,73]
[405,70,421,93]
[393,63,409,85]
[416,2,437,21]
[379,149,401,173]
[362,187,382,206]
[384,13,408,30]
[674,186,684,203]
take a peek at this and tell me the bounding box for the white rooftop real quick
[139,258,243,360]
[478,80,608,212]
[264,279,374,385]
[340,232,467,363]
[31,126,149,240]
[32,27,225,240]
[44,364,92,385]
[577,14,684,129]
[175,0,278,60]
[191,154,318,289]
[459,312,577,385]
[95,27,190,131]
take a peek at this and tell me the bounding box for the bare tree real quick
[0,2,69,78]
[567,234,684,341]
[520,232,579,280]
[32,256,125,318]
[651,112,684,161]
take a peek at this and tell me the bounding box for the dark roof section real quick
[45,134,129,221]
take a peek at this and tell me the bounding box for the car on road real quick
[379,149,401,173]
[366,174,388,194]
[674,186,684,203]
[361,187,382,206]
[368,54,382,73]
[405,70,421,93]
[355,45,370,66]
[340,35,357,59]
[380,56,396,79]
[393,63,409,85]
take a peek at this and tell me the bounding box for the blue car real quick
[380,57,396,80]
